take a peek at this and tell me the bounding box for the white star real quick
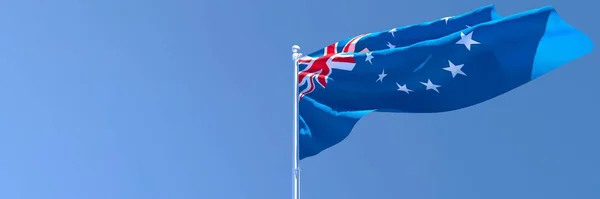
[376,69,387,82]
[455,31,480,51]
[441,16,453,24]
[396,82,412,94]
[386,42,396,49]
[389,28,397,37]
[465,25,471,28]
[420,79,441,93]
[443,60,466,78]
[365,52,374,64]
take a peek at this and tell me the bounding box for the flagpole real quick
[292,45,302,199]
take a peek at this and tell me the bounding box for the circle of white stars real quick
[366,19,480,94]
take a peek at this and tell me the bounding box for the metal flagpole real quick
[292,45,302,199]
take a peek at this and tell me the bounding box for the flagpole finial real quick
[292,45,302,61]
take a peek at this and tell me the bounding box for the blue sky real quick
[0,0,597,198]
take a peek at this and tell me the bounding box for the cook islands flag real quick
[296,5,593,160]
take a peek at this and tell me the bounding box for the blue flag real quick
[297,5,593,160]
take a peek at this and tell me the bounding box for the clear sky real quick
[0,0,597,199]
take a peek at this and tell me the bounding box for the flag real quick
[297,5,593,160]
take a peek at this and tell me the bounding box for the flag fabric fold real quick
[298,5,593,160]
